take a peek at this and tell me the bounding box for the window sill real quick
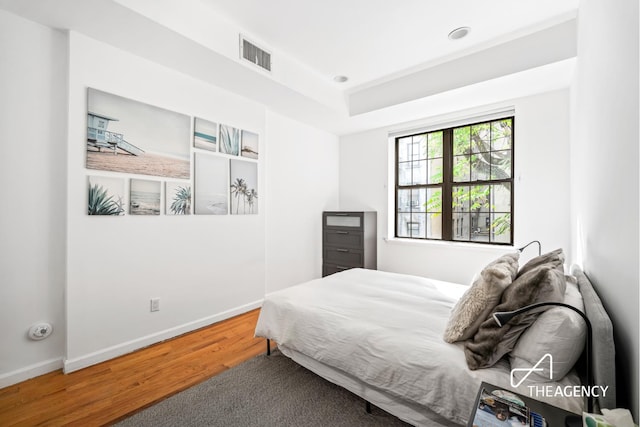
[383,237,515,254]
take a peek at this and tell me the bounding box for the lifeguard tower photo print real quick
[86,88,191,180]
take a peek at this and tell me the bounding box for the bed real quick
[255,260,616,426]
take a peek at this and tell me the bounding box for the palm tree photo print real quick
[230,159,258,215]
[166,181,192,215]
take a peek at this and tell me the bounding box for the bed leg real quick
[266,339,271,356]
[365,401,371,414]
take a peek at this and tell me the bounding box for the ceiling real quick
[0,0,579,135]
[200,0,578,90]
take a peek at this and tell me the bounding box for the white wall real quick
[64,32,268,370]
[0,12,341,384]
[340,90,572,285]
[265,111,340,293]
[571,0,639,417]
[0,11,67,387]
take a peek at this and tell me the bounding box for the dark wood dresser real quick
[322,211,377,277]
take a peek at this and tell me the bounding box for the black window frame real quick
[394,116,515,245]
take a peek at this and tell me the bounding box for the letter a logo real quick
[510,353,553,388]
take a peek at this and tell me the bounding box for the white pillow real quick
[509,275,586,383]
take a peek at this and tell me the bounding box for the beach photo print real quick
[241,130,259,159]
[86,88,191,179]
[194,152,229,215]
[193,117,218,153]
[130,179,161,215]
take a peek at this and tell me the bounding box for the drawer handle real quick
[336,248,349,253]
[335,231,349,235]
[333,213,349,216]
[336,266,349,270]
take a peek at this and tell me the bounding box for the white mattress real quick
[278,344,460,426]
[256,268,583,426]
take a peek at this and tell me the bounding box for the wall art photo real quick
[87,175,125,216]
[166,181,192,215]
[193,117,217,152]
[194,153,228,215]
[241,130,259,159]
[230,159,258,215]
[86,88,191,179]
[219,124,241,156]
[130,179,161,215]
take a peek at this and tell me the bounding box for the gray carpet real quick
[114,350,411,426]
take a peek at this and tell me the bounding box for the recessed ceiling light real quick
[448,27,471,41]
[333,75,349,83]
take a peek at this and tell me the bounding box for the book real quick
[470,388,545,427]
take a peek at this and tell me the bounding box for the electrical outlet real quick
[150,298,160,312]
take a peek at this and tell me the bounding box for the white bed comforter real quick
[255,268,582,425]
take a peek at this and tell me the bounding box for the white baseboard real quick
[63,299,264,374]
[0,357,64,389]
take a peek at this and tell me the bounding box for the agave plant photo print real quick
[219,124,241,156]
[166,181,192,215]
[87,175,125,216]
[230,159,258,215]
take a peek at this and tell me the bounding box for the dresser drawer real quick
[323,229,363,249]
[323,247,364,267]
[323,212,364,230]
[322,263,353,276]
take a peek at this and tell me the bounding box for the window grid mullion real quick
[442,129,453,241]
[395,117,513,244]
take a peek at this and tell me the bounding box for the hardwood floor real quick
[0,309,267,426]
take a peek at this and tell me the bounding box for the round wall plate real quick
[29,323,53,340]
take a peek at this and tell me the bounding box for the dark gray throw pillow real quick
[463,265,566,370]
[517,248,564,277]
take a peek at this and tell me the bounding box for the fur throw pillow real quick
[464,265,566,370]
[443,252,519,343]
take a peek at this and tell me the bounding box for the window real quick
[395,117,514,244]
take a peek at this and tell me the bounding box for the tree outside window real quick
[395,117,513,244]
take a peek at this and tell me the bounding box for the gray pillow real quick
[464,265,566,370]
[509,275,586,383]
[443,252,519,343]
[517,248,565,277]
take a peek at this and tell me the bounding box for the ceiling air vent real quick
[240,36,271,72]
